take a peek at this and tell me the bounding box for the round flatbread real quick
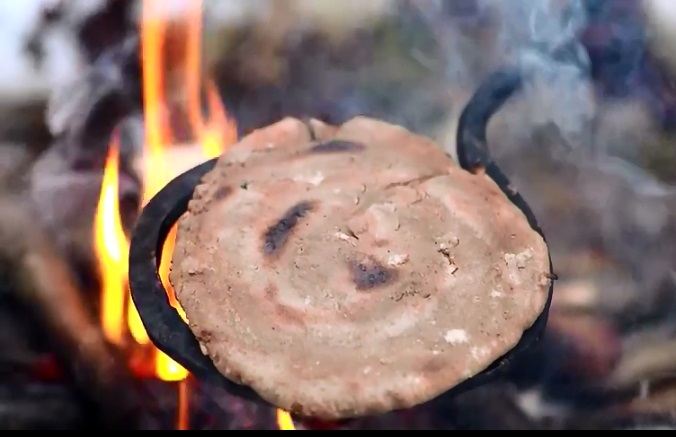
[170,117,551,419]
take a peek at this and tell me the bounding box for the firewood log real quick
[0,196,139,429]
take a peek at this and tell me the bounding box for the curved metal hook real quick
[455,66,554,365]
[455,67,546,239]
[128,157,268,403]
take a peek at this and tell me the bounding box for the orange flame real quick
[95,0,293,430]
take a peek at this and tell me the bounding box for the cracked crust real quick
[170,117,551,419]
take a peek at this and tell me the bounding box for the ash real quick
[2,0,676,430]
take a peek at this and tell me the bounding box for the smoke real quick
[410,0,596,154]
[413,0,676,320]
[491,0,595,150]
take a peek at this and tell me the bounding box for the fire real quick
[94,136,128,347]
[277,410,297,431]
[94,0,255,430]
[95,0,293,429]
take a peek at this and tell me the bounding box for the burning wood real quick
[0,381,85,429]
[30,0,237,383]
[7,0,242,429]
[0,195,139,428]
[28,141,140,289]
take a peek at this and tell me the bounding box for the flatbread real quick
[170,117,551,419]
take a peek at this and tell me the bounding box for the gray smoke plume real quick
[416,0,676,321]
[491,0,595,150]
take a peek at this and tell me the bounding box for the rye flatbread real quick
[170,117,551,419]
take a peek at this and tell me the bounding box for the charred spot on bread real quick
[348,257,398,291]
[213,186,232,200]
[309,140,366,154]
[262,201,316,257]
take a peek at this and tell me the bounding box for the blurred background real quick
[1,0,676,430]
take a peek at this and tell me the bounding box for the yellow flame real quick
[186,0,204,137]
[140,0,170,204]
[98,0,236,426]
[140,0,186,381]
[277,410,296,430]
[140,0,234,382]
[94,137,128,346]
